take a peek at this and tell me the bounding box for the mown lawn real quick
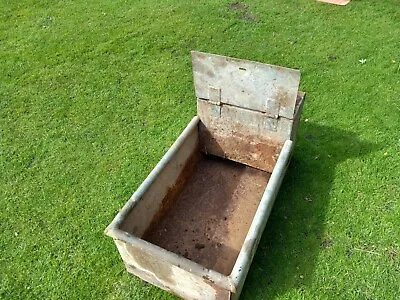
[1,0,399,299]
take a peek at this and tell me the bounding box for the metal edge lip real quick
[191,50,301,77]
[104,116,200,236]
[229,139,294,292]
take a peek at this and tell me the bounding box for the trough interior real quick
[142,151,271,276]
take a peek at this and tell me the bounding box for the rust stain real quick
[142,154,270,276]
[212,282,231,300]
[142,149,200,239]
[204,276,231,299]
[199,123,282,173]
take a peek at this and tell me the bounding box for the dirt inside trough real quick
[142,154,271,275]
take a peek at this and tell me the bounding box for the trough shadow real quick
[241,122,378,299]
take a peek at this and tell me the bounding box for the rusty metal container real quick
[105,52,305,299]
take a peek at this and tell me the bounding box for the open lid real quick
[191,51,301,120]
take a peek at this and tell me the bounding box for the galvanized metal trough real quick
[105,52,305,299]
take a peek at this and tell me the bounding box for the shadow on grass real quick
[241,122,379,299]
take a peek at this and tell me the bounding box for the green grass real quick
[1,0,399,299]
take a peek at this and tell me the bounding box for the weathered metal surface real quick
[117,117,199,237]
[197,94,304,173]
[191,51,300,119]
[199,124,280,173]
[141,148,201,239]
[142,154,270,276]
[105,52,305,300]
[197,99,284,173]
[192,52,302,172]
[115,239,226,299]
[105,117,236,298]
[110,225,235,290]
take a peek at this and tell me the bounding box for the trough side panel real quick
[198,100,283,173]
[120,128,199,237]
[114,240,230,300]
[230,140,294,298]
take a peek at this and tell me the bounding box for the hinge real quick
[264,98,279,132]
[265,98,280,119]
[208,86,221,106]
[265,117,278,132]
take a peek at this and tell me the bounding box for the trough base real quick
[143,154,270,275]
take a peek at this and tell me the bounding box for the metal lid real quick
[191,51,301,120]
